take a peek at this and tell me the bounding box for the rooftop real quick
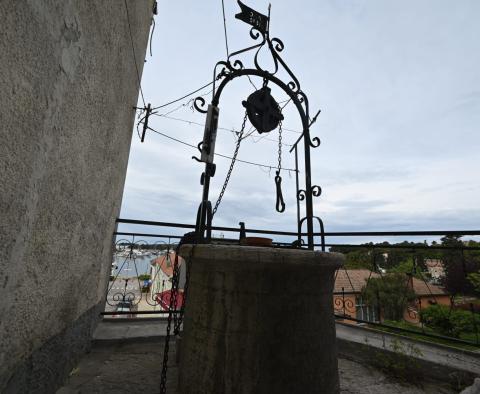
[334,269,448,296]
[57,320,459,394]
[151,252,184,277]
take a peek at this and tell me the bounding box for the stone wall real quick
[336,323,479,389]
[0,1,152,391]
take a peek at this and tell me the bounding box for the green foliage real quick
[343,249,372,269]
[420,304,478,338]
[331,237,480,297]
[388,257,426,279]
[467,272,480,293]
[441,235,480,295]
[362,273,416,321]
[373,337,423,384]
[138,274,151,281]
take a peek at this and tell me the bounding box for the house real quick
[403,274,451,323]
[424,258,445,282]
[149,251,185,309]
[333,269,451,325]
[334,269,379,323]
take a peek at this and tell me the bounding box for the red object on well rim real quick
[155,289,184,310]
[240,237,273,247]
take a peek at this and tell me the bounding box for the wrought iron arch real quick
[192,3,324,250]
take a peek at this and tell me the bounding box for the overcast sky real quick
[119,0,480,244]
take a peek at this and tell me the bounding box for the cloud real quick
[119,1,480,245]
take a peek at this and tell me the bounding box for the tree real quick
[440,235,479,295]
[467,271,480,294]
[420,304,477,338]
[344,250,373,269]
[362,273,416,321]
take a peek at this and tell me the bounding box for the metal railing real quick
[104,218,480,348]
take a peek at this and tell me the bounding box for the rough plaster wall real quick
[0,0,152,389]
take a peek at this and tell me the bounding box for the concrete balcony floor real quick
[56,320,458,394]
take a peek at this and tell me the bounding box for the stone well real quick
[178,244,344,394]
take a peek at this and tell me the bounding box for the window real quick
[355,296,377,323]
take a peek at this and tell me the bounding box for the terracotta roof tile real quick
[334,269,448,296]
[150,252,184,277]
[334,269,379,293]
[410,277,447,296]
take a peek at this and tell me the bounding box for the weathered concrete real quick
[93,318,169,343]
[57,335,456,394]
[336,322,480,377]
[177,244,344,394]
[460,378,480,394]
[0,1,152,391]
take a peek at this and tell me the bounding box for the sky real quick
[119,0,480,245]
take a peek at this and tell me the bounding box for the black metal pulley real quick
[242,86,283,134]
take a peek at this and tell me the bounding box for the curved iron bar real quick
[268,38,301,93]
[111,290,136,303]
[311,185,322,197]
[227,27,266,66]
[106,238,136,304]
[193,96,208,114]
[107,238,155,307]
[309,137,321,148]
[223,22,301,94]
[207,68,316,248]
[299,215,325,251]
[191,14,320,248]
[297,189,306,201]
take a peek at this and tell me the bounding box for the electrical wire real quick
[152,113,294,146]
[158,89,213,117]
[221,0,229,58]
[281,98,292,110]
[152,81,214,110]
[124,0,146,107]
[247,75,257,90]
[146,126,297,172]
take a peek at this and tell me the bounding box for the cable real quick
[152,114,294,146]
[247,75,257,90]
[152,81,214,110]
[158,89,213,117]
[281,98,292,110]
[146,126,297,172]
[124,0,146,107]
[221,0,229,58]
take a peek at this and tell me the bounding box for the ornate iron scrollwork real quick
[311,185,322,197]
[193,97,208,114]
[190,1,323,249]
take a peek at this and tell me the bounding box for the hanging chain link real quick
[277,120,283,174]
[212,111,248,217]
[274,119,286,212]
[160,233,197,394]
[174,236,197,334]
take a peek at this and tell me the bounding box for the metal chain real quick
[274,119,286,212]
[160,233,197,394]
[277,120,283,174]
[174,237,197,334]
[212,111,248,217]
